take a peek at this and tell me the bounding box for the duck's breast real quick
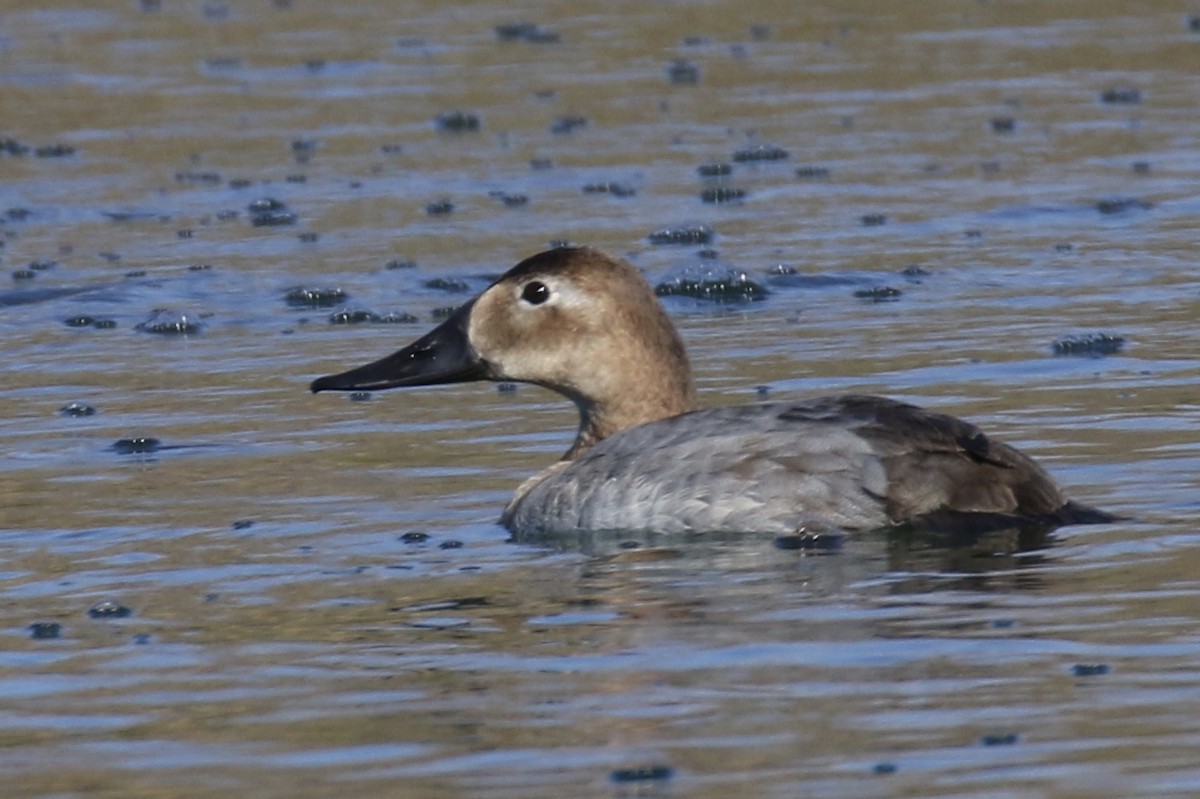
[503,400,896,538]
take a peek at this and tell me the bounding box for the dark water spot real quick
[853,286,902,302]
[697,163,731,177]
[385,258,417,270]
[1054,243,1074,252]
[112,437,161,454]
[1100,86,1141,104]
[136,309,205,334]
[64,315,95,327]
[1131,161,1151,175]
[88,600,132,619]
[732,144,789,162]
[795,165,831,179]
[7,207,33,220]
[990,116,1016,133]
[133,633,152,645]
[873,763,898,775]
[380,143,403,154]
[667,59,700,84]
[426,199,454,216]
[655,266,767,303]
[12,269,36,281]
[92,319,117,329]
[424,277,470,293]
[28,260,56,272]
[329,309,380,324]
[1072,663,1110,677]
[900,264,929,279]
[59,402,96,417]
[298,231,318,244]
[376,311,419,324]
[232,519,255,530]
[1096,197,1152,214]
[229,178,252,189]
[400,531,429,544]
[1052,333,1125,357]
[250,211,297,227]
[497,382,518,393]
[1189,14,1200,32]
[439,540,464,550]
[549,115,587,134]
[35,143,75,158]
[582,182,636,197]
[177,228,194,239]
[0,136,31,156]
[860,213,887,226]
[755,385,770,399]
[29,622,61,640]
[981,733,1019,746]
[285,286,347,308]
[700,186,746,203]
[774,532,845,551]
[248,197,297,226]
[431,306,459,321]
[176,171,221,185]
[494,22,561,43]
[187,263,212,272]
[648,223,714,245]
[610,765,673,783]
[750,24,772,40]
[529,157,553,171]
[489,191,529,206]
[348,391,371,402]
[435,110,480,132]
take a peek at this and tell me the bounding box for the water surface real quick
[1,1,1198,797]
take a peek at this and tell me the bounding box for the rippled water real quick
[2,1,1199,796]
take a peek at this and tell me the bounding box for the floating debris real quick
[135,309,204,335]
[550,115,587,134]
[248,197,297,226]
[112,437,161,454]
[582,182,636,197]
[854,286,902,302]
[667,59,700,84]
[35,143,75,158]
[697,163,732,177]
[0,137,30,156]
[795,165,831,179]
[285,286,347,308]
[400,531,429,544]
[435,110,481,132]
[29,622,61,640]
[1096,197,1152,214]
[424,277,470,293]
[990,116,1016,134]
[1052,333,1125,357]
[11,269,36,281]
[329,309,380,324]
[732,144,789,162]
[1072,663,1110,677]
[426,199,454,216]
[648,223,714,245]
[87,600,132,619]
[610,765,673,784]
[981,733,1019,747]
[700,186,746,204]
[494,22,560,43]
[488,191,528,207]
[59,402,97,417]
[861,213,887,226]
[1100,86,1141,104]
[349,391,371,402]
[655,264,768,303]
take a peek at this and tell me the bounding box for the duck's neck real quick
[562,350,697,461]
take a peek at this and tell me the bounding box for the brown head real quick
[311,247,697,458]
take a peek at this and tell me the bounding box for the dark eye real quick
[521,281,550,305]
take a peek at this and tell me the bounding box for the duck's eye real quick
[521,281,550,306]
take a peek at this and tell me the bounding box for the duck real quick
[311,246,1113,540]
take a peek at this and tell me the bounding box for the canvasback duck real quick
[311,246,1112,539]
